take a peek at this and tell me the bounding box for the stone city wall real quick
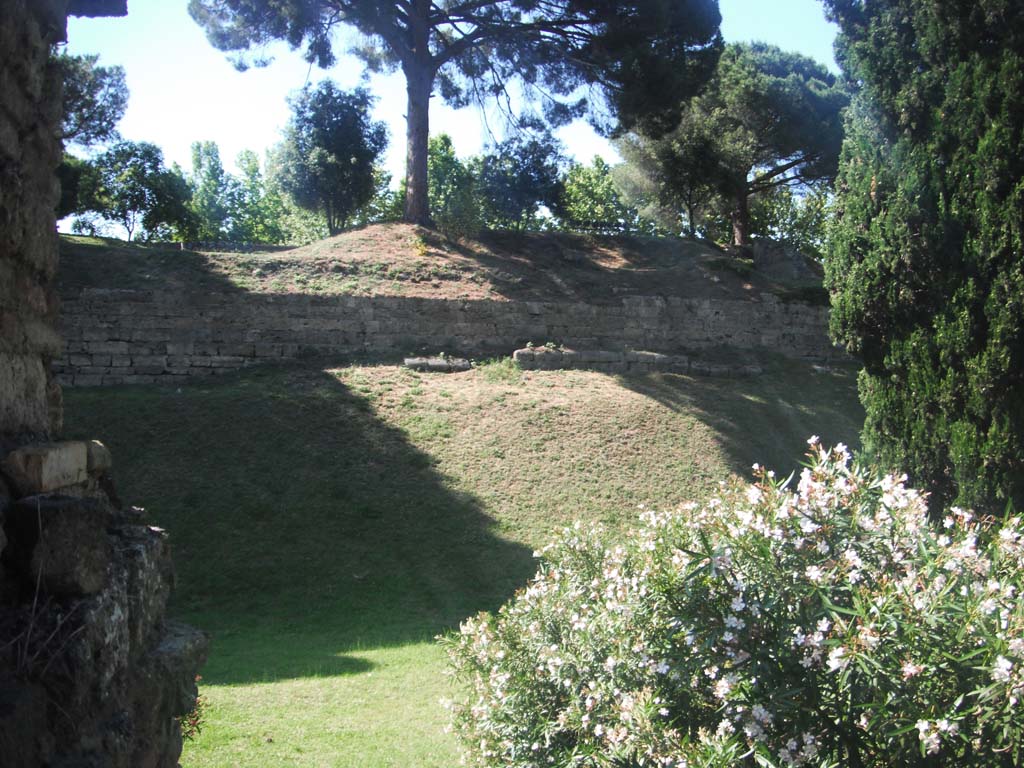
[55,289,839,385]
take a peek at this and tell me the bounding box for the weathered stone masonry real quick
[55,289,839,385]
[1,3,206,766]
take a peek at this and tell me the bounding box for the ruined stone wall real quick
[0,0,66,437]
[1,3,205,766]
[54,289,839,385]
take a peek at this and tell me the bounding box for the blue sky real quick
[64,0,838,180]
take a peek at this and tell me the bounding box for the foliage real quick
[188,141,233,240]
[824,0,1024,516]
[188,0,723,222]
[749,186,831,261]
[56,153,102,219]
[272,81,387,235]
[615,122,722,239]
[554,157,645,235]
[623,42,847,246]
[178,676,206,741]
[228,149,287,243]
[82,141,194,241]
[477,135,562,232]
[55,51,128,149]
[446,439,1024,767]
[348,167,401,229]
[427,135,481,239]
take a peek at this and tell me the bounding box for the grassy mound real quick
[62,359,861,767]
[59,224,815,304]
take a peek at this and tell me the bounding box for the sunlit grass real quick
[63,359,862,767]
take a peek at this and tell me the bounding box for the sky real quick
[64,0,839,182]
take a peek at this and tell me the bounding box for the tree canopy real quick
[476,134,562,231]
[271,82,388,235]
[55,51,129,148]
[555,156,644,235]
[621,42,847,246]
[825,0,1024,516]
[188,0,723,225]
[80,140,194,241]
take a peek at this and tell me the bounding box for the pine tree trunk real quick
[731,191,750,248]
[403,60,432,226]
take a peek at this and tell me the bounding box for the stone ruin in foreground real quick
[1,2,206,765]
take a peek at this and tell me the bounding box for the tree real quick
[188,0,723,225]
[188,141,233,240]
[84,141,193,241]
[614,129,720,237]
[476,134,562,231]
[627,42,848,247]
[554,156,646,235]
[824,0,1024,516]
[55,51,128,148]
[55,52,129,218]
[749,185,830,261]
[426,134,481,238]
[271,82,388,236]
[228,149,287,243]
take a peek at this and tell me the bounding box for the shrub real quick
[824,1,1024,516]
[444,440,1024,767]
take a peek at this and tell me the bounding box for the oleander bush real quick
[444,440,1024,767]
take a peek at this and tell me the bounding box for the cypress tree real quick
[825,0,1024,515]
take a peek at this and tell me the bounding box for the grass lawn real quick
[62,358,863,767]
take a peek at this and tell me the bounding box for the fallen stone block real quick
[1,442,88,496]
[403,356,471,373]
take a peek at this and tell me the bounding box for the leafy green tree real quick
[188,0,723,224]
[615,119,724,238]
[824,0,1024,516]
[55,52,129,218]
[272,82,388,236]
[426,135,481,239]
[555,156,643,235]
[55,51,128,148]
[477,134,562,231]
[228,149,287,243]
[749,185,830,261]
[627,42,847,247]
[84,141,193,241]
[188,141,233,240]
[56,153,102,219]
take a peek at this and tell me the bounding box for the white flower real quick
[826,646,849,672]
[993,656,1014,683]
[916,720,941,755]
[902,661,924,679]
[805,565,825,583]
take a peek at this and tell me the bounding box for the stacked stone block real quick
[56,289,839,385]
[0,440,207,767]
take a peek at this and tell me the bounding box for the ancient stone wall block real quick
[8,495,112,596]
[116,524,174,655]
[1,441,88,495]
[0,682,51,768]
[86,440,112,475]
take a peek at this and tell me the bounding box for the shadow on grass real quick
[57,235,257,297]
[62,364,536,685]
[615,358,865,480]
